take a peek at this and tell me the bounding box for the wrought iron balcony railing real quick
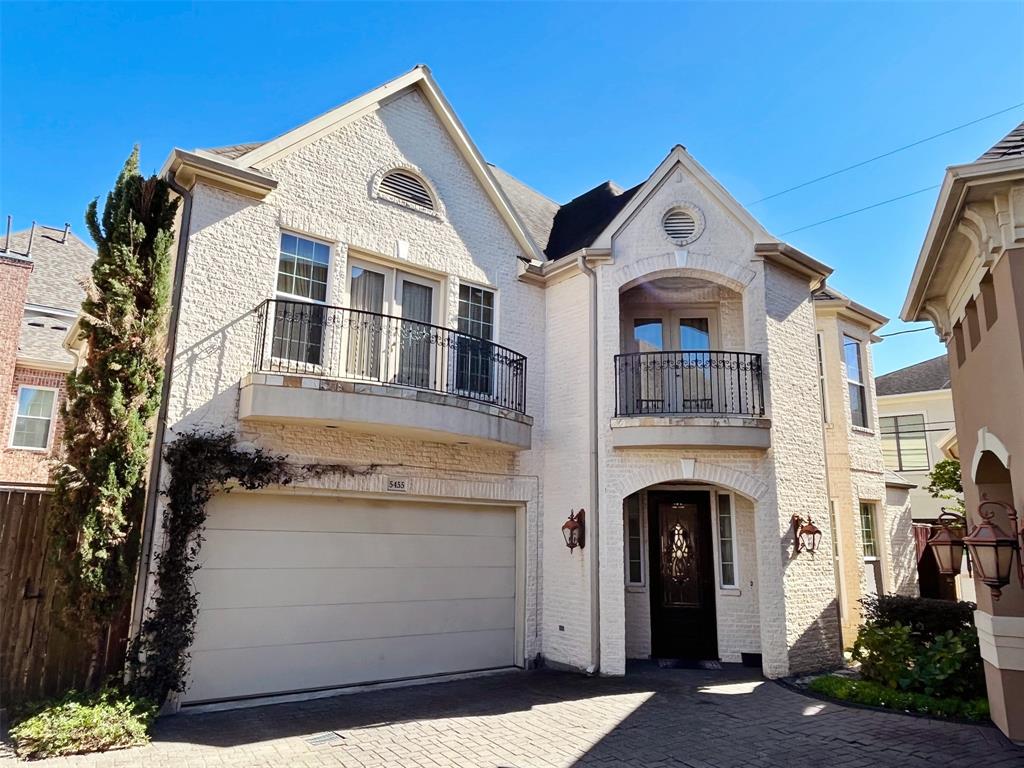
[252,299,528,413]
[614,351,765,418]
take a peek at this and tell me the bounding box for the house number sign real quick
[387,477,409,493]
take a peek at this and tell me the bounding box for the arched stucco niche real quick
[608,251,756,296]
[611,458,768,503]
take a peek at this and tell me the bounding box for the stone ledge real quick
[610,415,771,450]
[239,374,532,450]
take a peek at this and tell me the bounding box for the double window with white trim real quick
[10,386,57,450]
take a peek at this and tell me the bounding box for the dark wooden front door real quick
[648,491,718,659]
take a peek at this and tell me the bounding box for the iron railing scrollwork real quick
[614,350,765,417]
[252,299,527,413]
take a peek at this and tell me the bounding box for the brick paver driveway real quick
[6,665,1021,767]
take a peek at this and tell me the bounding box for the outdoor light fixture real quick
[962,499,1022,601]
[926,510,968,576]
[562,509,585,552]
[791,514,822,554]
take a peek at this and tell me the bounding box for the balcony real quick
[611,351,770,449]
[240,299,532,449]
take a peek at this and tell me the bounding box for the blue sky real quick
[3,2,1023,374]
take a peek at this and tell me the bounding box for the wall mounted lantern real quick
[791,515,822,554]
[962,499,1022,600]
[926,510,969,576]
[562,509,585,552]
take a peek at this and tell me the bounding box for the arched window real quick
[377,169,435,212]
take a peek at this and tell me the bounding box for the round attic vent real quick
[662,208,701,245]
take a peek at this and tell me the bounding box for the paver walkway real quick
[3,665,1021,767]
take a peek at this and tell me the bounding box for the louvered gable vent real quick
[379,170,434,210]
[663,209,697,243]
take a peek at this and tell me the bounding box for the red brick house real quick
[0,224,94,484]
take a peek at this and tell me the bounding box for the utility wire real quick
[780,184,941,235]
[878,326,934,338]
[750,101,1024,205]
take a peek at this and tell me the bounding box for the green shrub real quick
[9,688,157,759]
[852,595,985,701]
[851,623,917,689]
[914,630,985,699]
[808,675,989,721]
[859,594,975,643]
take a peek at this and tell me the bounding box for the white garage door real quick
[183,493,518,704]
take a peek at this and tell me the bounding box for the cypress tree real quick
[52,148,178,636]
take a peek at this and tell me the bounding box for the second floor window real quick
[456,284,495,395]
[816,332,828,422]
[11,386,56,450]
[843,335,868,429]
[879,414,929,472]
[278,233,329,302]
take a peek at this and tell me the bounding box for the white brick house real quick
[139,66,909,708]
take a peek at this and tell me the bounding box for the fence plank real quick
[0,489,130,708]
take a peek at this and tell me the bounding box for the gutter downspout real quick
[128,175,193,638]
[577,252,601,675]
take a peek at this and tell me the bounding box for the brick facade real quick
[146,76,901,698]
[0,254,68,485]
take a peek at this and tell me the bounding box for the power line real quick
[780,184,941,235]
[878,326,934,338]
[749,101,1024,205]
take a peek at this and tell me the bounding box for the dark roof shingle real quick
[876,355,951,396]
[3,228,95,311]
[978,121,1024,162]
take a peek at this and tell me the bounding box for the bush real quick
[851,623,917,689]
[852,595,985,701]
[9,688,157,759]
[859,594,975,643]
[808,675,990,721]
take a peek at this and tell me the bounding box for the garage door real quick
[183,493,518,704]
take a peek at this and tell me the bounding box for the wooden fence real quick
[0,487,131,710]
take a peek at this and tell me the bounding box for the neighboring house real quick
[0,224,93,484]
[814,288,917,645]
[902,121,1024,742]
[875,355,971,601]
[139,65,902,709]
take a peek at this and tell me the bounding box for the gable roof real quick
[186,66,544,263]
[589,145,775,251]
[978,121,1024,162]
[876,355,951,396]
[1,226,95,368]
[3,227,95,311]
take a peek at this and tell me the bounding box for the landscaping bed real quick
[791,595,990,723]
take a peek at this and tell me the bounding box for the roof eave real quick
[902,156,1024,322]
[161,149,278,200]
[754,242,833,290]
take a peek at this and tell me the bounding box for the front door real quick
[648,491,718,659]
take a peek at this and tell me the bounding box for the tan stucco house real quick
[137,66,909,709]
[903,121,1024,742]
[876,356,973,602]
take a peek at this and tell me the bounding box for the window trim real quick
[879,412,931,472]
[623,494,647,588]
[9,384,58,452]
[275,230,334,305]
[715,491,739,589]
[859,501,879,560]
[816,331,830,424]
[843,333,870,430]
